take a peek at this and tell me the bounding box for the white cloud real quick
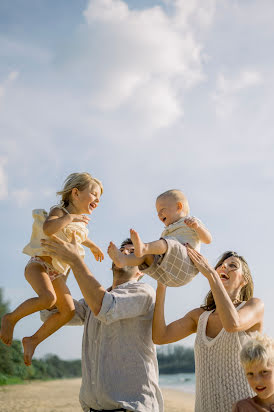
[217,70,262,94]
[8,71,19,82]
[64,0,217,130]
[10,188,32,207]
[212,69,263,117]
[0,157,8,200]
[0,70,19,107]
[0,35,51,63]
[171,0,217,29]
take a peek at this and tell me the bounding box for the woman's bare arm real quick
[152,282,203,344]
[186,246,264,333]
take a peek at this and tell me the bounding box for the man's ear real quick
[177,201,183,212]
[136,271,144,281]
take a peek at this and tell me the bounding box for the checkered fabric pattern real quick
[140,237,198,287]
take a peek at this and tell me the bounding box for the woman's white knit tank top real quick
[194,302,254,412]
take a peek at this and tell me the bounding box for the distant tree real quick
[157,344,195,374]
[0,289,82,384]
[0,288,10,321]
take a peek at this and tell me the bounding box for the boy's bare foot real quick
[22,337,37,366]
[130,229,147,257]
[107,242,127,268]
[0,313,16,345]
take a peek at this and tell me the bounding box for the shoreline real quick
[0,378,195,412]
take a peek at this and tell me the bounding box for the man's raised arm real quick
[41,233,106,315]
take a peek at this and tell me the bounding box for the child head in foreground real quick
[233,333,274,411]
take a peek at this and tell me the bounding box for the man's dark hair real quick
[120,238,133,249]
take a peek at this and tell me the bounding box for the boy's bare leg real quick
[130,229,167,258]
[107,242,146,268]
[22,277,74,366]
[0,264,56,346]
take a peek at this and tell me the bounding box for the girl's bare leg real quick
[0,263,56,345]
[130,229,167,257]
[22,276,75,366]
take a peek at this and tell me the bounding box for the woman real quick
[152,246,264,412]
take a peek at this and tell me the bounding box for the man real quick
[41,234,164,412]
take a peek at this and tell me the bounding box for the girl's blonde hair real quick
[157,189,190,215]
[201,251,254,311]
[57,172,103,207]
[240,333,274,367]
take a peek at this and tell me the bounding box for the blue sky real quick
[1,0,274,359]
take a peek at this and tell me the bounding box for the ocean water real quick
[159,372,196,393]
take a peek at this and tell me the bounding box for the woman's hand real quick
[186,244,215,279]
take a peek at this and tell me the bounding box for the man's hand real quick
[43,234,106,316]
[41,232,80,266]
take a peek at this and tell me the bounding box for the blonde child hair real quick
[57,172,103,207]
[240,333,274,367]
[157,189,190,216]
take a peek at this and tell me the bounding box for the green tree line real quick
[0,288,81,385]
[157,344,195,374]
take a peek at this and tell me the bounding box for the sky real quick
[0,0,274,360]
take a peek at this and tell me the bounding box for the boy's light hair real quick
[57,172,103,207]
[240,333,274,367]
[157,189,190,215]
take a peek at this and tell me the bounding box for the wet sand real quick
[0,378,195,411]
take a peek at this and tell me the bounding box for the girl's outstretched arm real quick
[152,282,201,345]
[82,238,104,262]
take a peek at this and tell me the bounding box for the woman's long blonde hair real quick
[56,172,103,207]
[201,251,254,311]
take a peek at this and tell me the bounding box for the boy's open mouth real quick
[256,386,266,392]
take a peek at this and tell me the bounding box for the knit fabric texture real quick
[194,302,254,412]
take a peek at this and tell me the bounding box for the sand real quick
[0,378,195,412]
[161,388,195,412]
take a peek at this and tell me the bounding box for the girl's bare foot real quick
[130,229,147,257]
[107,242,126,268]
[0,313,16,345]
[22,336,38,366]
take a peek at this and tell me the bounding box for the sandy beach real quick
[0,378,195,412]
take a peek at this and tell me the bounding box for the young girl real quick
[233,334,274,411]
[108,189,212,286]
[0,172,104,365]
